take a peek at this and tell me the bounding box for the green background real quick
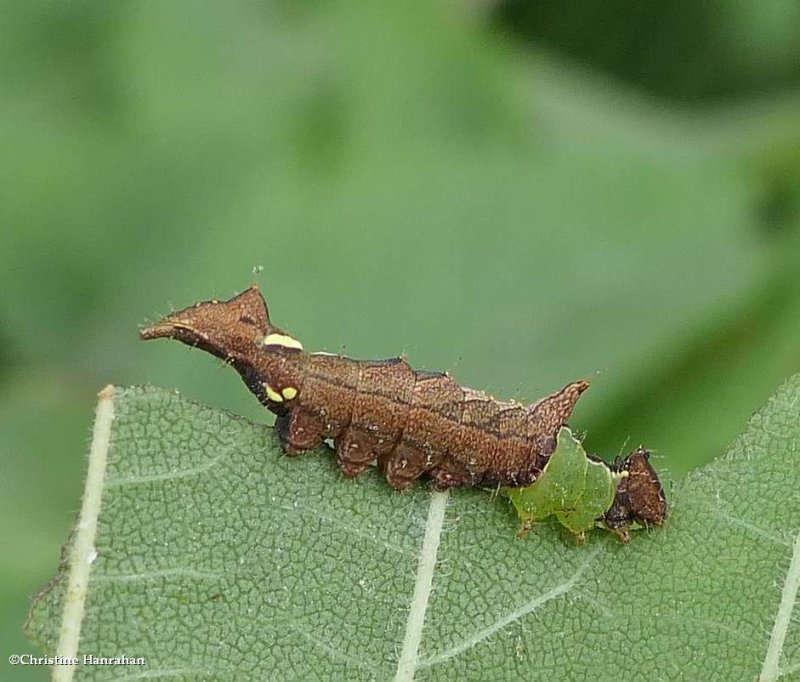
[2,2,800,678]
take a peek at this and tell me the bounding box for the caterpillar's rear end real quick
[141,285,667,540]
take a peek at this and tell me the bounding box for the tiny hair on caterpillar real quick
[140,285,667,542]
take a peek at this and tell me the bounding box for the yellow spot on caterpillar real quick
[261,333,303,350]
[282,387,297,400]
[611,470,630,484]
[264,384,284,403]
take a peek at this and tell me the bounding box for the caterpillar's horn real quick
[140,285,274,361]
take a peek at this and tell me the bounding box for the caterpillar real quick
[141,285,666,541]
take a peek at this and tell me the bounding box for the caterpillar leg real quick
[379,443,430,491]
[335,427,383,479]
[516,518,535,538]
[275,409,325,455]
[429,458,476,490]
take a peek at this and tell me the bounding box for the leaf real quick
[27,379,800,680]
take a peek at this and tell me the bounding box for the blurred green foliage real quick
[2,2,800,678]
[496,1,800,102]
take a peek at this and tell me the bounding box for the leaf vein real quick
[286,621,383,676]
[276,504,414,556]
[759,530,800,682]
[92,568,222,583]
[703,498,790,547]
[417,546,602,670]
[394,491,450,681]
[53,386,116,682]
[105,454,224,487]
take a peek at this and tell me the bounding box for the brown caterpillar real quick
[141,285,666,537]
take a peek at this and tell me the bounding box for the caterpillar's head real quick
[603,448,667,541]
[140,285,276,365]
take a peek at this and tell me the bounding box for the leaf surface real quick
[28,380,800,680]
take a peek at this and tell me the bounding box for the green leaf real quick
[27,379,800,680]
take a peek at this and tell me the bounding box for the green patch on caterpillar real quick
[506,428,666,543]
